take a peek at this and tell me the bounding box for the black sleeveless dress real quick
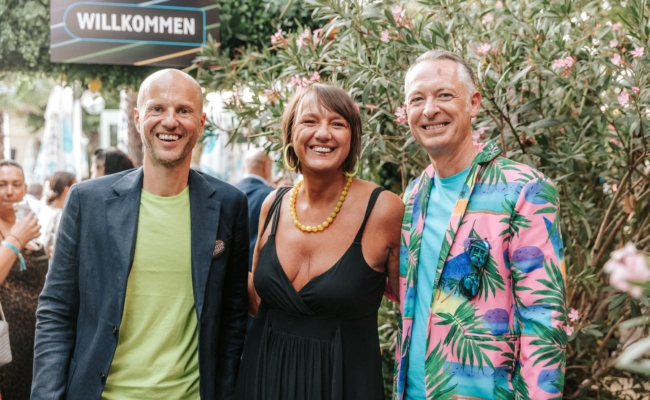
[236,187,386,400]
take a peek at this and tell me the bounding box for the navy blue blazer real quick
[234,176,273,271]
[32,168,249,400]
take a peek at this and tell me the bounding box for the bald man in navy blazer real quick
[235,148,273,271]
[32,70,249,399]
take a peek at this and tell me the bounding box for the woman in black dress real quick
[0,160,47,400]
[236,84,404,399]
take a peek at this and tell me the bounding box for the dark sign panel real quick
[51,0,219,67]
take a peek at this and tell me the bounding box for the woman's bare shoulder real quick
[355,179,404,222]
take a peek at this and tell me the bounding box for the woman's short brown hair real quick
[281,84,361,174]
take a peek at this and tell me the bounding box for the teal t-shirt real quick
[405,167,469,400]
[102,186,199,400]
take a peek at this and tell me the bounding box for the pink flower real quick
[633,86,640,94]
[611,53,622,66]
[629,286,644,298]
[394,106,407,124]
[300,77,310,88]
[553,59,566,69]
[310,71,321,82]
[365,104,379,111]
[604,243,650,298]
[380,30,390,43]
[271,29,283,44]
[241,128,249,137]
[495,1,503,9]
[476,43,491,56]
[565,325,575,336]
[618,90,630,105]
[263,89,274,96]
[568,308,580,322]
[291,75,301,87]
[313,29,323,45]
[296,36,306,48]
[471,126,489,143]
[610,39,618,47]
[612,22,622,31]
[482,13,494,23]
[553,56,574,70]
[631,46,644,58]
[563,56,574,68]
[392,5,402,24]
[296,28,310,48]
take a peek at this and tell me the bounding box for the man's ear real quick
[469,91,482,118]
[134,108,141,133]
[200,112,207,133]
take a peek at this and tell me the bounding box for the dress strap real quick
[262,186,292,236]
[353,187,384,243]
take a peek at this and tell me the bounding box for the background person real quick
[91,147,135,178]
[36,171,76,257]
[0,160,46,400]
[236,83,403,400]
[25,181,44,215]
[271,171,294,188]
[235,148,274,271]
[32,69,249,399]
[394,50,567,399]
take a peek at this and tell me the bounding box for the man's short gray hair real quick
[404,50,477,101]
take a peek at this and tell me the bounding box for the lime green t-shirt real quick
[102,186,199,400]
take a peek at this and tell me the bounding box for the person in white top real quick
[26,182,44,216]
[37,171,76,257]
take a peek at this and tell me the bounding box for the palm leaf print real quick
[499,199,532,241]
[532,259,567,323]
[510,267,532,332]
[494,385,515,400]
[478,157,520,187]
[535,180,559,205]
[405,231,422,288]
[436,302,501,371]
[512,369,531,399]
[424,341,458,399]
[478,160,508,187]
[531,179,561,241]
[436,227,454,271]
[549,371,565,399]
[530,324,567,367]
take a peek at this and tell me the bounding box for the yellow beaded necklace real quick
[289,175,353,232]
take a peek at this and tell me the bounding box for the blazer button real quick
[112,326,118,336]
[100,372,106,382]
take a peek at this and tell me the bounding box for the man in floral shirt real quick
[395,49,567,399]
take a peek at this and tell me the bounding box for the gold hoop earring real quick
[344,157,360,177]
[283,144,299,172]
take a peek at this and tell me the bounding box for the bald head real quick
[134,68,207,172]
[244,148,272,182]
[137,69,203,110]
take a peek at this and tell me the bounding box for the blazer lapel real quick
[405,165,434,290]
[105,169,144,312]
[188,170,220,319]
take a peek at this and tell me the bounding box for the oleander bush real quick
[195,0,650,397]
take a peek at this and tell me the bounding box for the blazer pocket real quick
[212,237,232,260]
[464,331,519,372]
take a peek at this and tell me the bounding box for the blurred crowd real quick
[0,146,134,399]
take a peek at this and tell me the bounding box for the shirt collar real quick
[243,174,269,185]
